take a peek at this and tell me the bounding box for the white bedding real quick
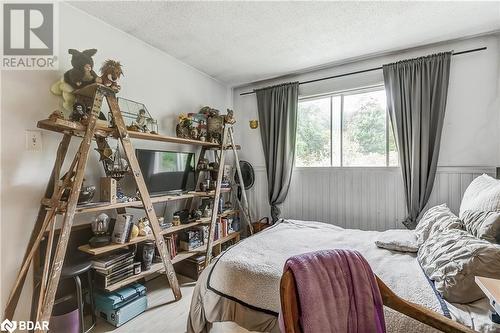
[188,219,498,333]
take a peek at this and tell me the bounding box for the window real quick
[295,87,398,167]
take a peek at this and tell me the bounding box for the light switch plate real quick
[26,130,42,152]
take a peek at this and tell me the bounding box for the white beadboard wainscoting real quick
[246,166,496,231]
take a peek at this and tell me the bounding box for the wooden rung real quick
[73,83,115,98]
[208,144,241,150]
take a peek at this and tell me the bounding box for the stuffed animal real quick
[50,48,98,113]
[97,59,123,92]
[224,109,236,124]
[64,49,98,89]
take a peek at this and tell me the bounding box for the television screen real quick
[136,149,196,195]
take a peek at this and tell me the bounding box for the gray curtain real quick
[383,52,451,229]
[256,82,299,222]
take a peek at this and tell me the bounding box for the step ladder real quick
[3,84,182,331]
[198,124,254,267]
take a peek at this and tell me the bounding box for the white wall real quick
[0,3,230,320]
[233,35,500,223]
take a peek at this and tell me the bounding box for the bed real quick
[187,219,497,333]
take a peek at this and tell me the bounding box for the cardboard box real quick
[100,177,117,203]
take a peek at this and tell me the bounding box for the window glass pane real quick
[388,122,399,166]
[331,96,341,166]
[296,97,331,167]
[343,90,387,166]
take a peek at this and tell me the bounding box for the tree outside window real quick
[295,87,398,167]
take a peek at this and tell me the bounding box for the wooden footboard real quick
[280,269,475,333]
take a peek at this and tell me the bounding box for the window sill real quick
[293,166,400,171]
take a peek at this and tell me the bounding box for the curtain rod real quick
[239,47,487,96]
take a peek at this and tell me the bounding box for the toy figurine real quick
[97,59,123,92]
[70,102,87,122]
[224,109,236,124]
[197,158,209,170]
[138,218,152,236]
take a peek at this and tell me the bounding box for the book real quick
[95,266,135,289]
[112,214,133,244]
[93,257,134,275]
[91,250,134,269]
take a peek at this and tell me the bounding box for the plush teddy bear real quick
[50,49,98,113]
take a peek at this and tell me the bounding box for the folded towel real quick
[280,249,386,333]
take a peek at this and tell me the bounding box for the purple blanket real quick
[279,249,386,333]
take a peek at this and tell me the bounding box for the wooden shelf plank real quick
[104,250,200,292]
[193,231,241,253]
[208,144,241,151]
[78,235,153,256]
[75,193,196,214]
[162,219,209,234]
[214,231,240,246]
[219,209,239,218]
[52,191,230,215]
[75,200,143,213]
[128,131,218,147]
[188,188,231,197]
[38,118,112,138]
[38,118,219,147]
[78,219,210,255]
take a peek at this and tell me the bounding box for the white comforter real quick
[188,220,496,333]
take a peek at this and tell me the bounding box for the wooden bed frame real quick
[280,269,475,333]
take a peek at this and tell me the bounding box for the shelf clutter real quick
[37,112,244,302]
[78,210,239,256]
[6,80,250,328]
[83,210,240,292]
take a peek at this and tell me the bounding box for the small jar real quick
[141,241,155,271]
[133,262,141,275]
[172,216,181,226]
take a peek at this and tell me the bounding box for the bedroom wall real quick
[233,34,500,228]
[0,3,230,320]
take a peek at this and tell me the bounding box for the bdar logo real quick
[3,3,53,56]
[0,319,17,333]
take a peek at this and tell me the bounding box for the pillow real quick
[461,210,500,243]
[375,229,418,253]
[414,204,462,246]
[459,174,500,217]
[418,228,500,303]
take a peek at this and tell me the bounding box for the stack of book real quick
[92,250,135,289]
[165,234,178,258]
[214,217,234,241]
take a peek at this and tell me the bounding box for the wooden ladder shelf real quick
[4,84,252,331]
[199,124,254,267]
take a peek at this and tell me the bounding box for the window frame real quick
[296,84,398,169]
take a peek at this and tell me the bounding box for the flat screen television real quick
[136,149,196,195]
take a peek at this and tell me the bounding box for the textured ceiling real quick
[71,1,500,86]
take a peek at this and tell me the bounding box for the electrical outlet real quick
[26,130,42,152]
